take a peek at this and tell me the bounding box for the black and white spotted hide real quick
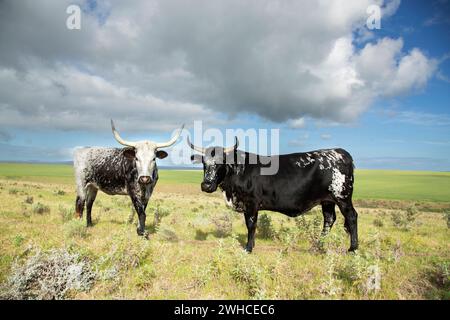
[73,146,166,235]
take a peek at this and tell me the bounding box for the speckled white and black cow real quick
[73,120,183,236]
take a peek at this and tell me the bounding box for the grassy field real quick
[0,163,449,201]
[0,163,448,300]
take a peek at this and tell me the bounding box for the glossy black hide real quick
[193,147,358,252]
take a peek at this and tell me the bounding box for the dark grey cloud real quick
[0,0,437,132]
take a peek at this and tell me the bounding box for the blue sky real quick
[0,0,449,170]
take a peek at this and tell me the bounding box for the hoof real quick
[87,222,93,227]
[137,228,149,239]
[348,246,358,253]
[244,246,253,253]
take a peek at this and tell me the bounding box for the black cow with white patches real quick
[189,137,358,252]
[73,120,183,236]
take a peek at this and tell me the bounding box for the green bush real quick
[424,260,450,299]
[101,232,153,270]
[32,202,50,215]
[211,213,233,238]
[373,218,384,228]
[54,189,66,196]
[64,220,88,239]
[24,196,34,204]
[230,249,266,298]
[391,205,419,231]
[257,213,275,239]
[58,205,74,222]
[275,222,298,254]
[336,252,381,296]
[134,264,157,289]
[295,215,324,253]
[157,227,178,242]
[13,235,25,247]
[153,204,171,227]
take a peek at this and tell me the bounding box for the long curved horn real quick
[111,119,136,147]
[223,137,239,153]
[156,124,185,148]
[187,135,205,154]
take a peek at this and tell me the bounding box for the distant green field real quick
[0,163,449,202]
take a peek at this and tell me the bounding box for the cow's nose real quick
[139,176,151,184]
[201,182,216,193]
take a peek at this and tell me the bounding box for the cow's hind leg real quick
[75,195,85,219]
[321,201,336,236]
[336,199,358,252]
[85,186,98,227]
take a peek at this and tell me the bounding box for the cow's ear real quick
[123,148,136,159]
[156,150,168,159]
[191,154,203,164]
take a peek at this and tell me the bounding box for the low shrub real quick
[295,215,324,253]
[257,213,275,239]
[64,220,88,239]
[373,218,384,228]
[157,227,179,242]
[153,205,171,227]
[195,229,208,241]
[101,233,152,270]
[24,196,34,204]
[336,252,381,296]
[230,249,266,298]
[54,189,66,196]
[0,248,96,300]
[58,205,74,222]
[13,235,25,247]
[211,212,233,238]
[134,264,157,289]
[275,222,298,254]
[32,202,50,215]
[391,205,419,231]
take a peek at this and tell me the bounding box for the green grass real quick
[0,163,74,184]
[354,170,450,202]
[0,162,449,299]
[158,170,203,184]
[0,163,448,202]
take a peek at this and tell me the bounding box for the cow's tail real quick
[338,148,355,186]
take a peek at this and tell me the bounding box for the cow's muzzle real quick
[201,182,217,193]
[139,176,152,185]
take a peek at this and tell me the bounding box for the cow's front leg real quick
[244,205,258,253]
[131,197,147,237]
